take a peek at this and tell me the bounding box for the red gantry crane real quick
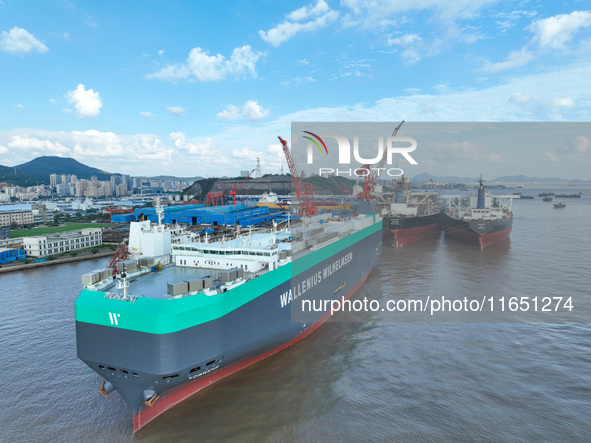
[278,136,318,217]
[359,120,404,200]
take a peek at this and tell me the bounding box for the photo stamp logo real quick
[302,131,328,156]
[301,122,418,178]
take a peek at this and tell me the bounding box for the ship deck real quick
[122,265,217,299]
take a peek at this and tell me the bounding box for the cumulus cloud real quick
[166,106,185,116]
[0,129,173,171]
[218,100,270,122]
[140,111,154,119]
[529,10,591,49]
[231,143,285,174]
[479,11,591,74]
[66,84,103,118]
[217,105,241,121]
[259,0,338,47]
[147,45,263,82]
[0,26,48,54]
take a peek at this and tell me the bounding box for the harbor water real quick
[1,184,590,442]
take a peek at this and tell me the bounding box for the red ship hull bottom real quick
[133,273,370,433]
[446,225,512,249]
[386,222,441,247]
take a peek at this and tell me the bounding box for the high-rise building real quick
[115,183,129,196]
[50,173,59,188]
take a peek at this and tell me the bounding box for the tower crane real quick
[229,168,256,205]
[278,136,318,217]
[359,120,404,200]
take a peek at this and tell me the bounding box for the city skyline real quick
[1,1,590,179]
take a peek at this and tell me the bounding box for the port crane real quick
[359,120,404,200]
[278,136,318,216]
[229,168,256,205]
[205,192,224,207]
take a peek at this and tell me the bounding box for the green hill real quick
[0,156,117,186]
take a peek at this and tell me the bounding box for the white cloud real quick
[0,129,173,172]
[15,104,25,109]
[65,84,103,118]
[140,111,154,119]
[243,101,270,121]
[546,152,559,162]
[552,97,574,108]
[169,132,232,171]
[218,101,269,122]
[217,105,241,121]
[572,136,590,153]
[287,0,330,21]
[166,106,185,116]
[147,45,263,82]
[508,93,540,105]
[479,48,535,73]
[259,1,338,47]
[0,26,48,54]
[231,143,285,174]
[387,33,421,46]
[341,0,499,28]
[529,10,591,49]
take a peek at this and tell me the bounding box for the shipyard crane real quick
[205,192,224,207]
[229,168,256,205]
[278,136,318,216]
[359,121,404,200]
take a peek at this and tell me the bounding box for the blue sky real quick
[1,0,590,179]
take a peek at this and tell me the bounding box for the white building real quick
[22,228,103,257]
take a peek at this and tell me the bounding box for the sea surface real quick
[1,184,590,442]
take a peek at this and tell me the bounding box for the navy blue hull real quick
[76,228,382,428]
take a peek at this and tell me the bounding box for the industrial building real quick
[0,247,26,264]
[133,204,280,226]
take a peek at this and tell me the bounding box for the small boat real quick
[553,202,566,208]
[542,196,553,202]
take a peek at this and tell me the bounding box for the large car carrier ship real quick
[75,199,382,432]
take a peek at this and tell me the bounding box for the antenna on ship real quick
[116,263,130,300]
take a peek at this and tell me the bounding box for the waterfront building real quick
[21,228,102,257]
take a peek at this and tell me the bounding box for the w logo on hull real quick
[109,312,120,325]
